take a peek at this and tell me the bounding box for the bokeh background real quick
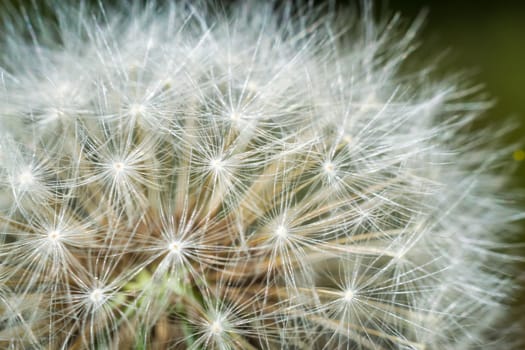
[388,0,525,179]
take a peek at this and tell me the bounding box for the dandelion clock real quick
[0,1,522,349]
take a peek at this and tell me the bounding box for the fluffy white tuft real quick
[0,1,521,349]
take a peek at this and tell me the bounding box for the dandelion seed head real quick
[0,1,520,349]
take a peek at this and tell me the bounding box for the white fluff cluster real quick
[0,1,519,349]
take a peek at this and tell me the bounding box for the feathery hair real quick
[0,1,521,349]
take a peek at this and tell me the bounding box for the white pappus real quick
[0,0,522,349]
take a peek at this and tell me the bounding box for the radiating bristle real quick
[0,1,521,349]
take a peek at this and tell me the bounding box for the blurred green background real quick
[388,0,525,182]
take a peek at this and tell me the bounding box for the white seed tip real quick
[274,225,288,239]
[89,288,105,304]
[47,229,61,242]
[209,319,224,336]
[343,289,354,303]
[230,112,241,121]
[129,103,146,116]
[112,161,126,174]
[18,170,35,185]
[209,158,224,171]
[323,161,335,174]
[168,240,184,255]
